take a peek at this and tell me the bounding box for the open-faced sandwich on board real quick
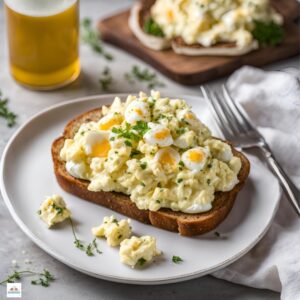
[129,0,283,56]
[52,91,250,236]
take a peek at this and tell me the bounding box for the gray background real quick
[0,1,298,299]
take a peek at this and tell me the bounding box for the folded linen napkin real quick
[212,66,300,299]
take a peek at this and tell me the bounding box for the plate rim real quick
[0,94,281,285]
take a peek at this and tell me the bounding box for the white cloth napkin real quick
[212,66,300,299]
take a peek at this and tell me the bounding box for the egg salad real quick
[150,0,283,48]
[92,215,132,247]
[38,195,71,227]
[60,91,242,214]
[119,235,161,267]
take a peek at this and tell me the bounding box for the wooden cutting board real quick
[98,0,300,85]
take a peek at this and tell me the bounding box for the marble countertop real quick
[0,1,298,299]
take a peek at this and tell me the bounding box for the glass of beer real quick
[5,0,80,90]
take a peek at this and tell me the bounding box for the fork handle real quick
[260,145,300,216]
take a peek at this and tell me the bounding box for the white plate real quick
[0,94,281,285]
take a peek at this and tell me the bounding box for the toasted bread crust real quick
[52,108,250,236]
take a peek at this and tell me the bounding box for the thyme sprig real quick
[69,218,102,256]
[0,269,54,287]
[99,67,113,91]
[0,91,17,127]
[124,65,165,90]
[81,18,113,60]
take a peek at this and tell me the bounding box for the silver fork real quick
[201,85,300,216]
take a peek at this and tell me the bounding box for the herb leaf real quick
[144,18,164,37]
[81,18,113,60]
[99,67,113,91]
[0,269,54,287]
[132,121,150,136]
[0,91,17,127]
[69,218,85,251]
[124,66,165,90]
[252,21,283,46]
[172,255,183,264]
[137,257,147,266]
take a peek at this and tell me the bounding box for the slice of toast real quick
[52,108,250,236]
[129,0,258,56]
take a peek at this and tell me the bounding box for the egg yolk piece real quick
[154,148,180,168]
[188,150,204,163]
[154,128,170,140]
[98,114,123,131]
[84,131,111,158]
[144,124,173,147]
[91,140,111,158]
[124,101,150,124]
[182,147,209,172]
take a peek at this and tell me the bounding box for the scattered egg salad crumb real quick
[60,91,242,214]
[38,195,71,227]
[119,236,161,267]
[92,215,132,247]
[150,0,283,48]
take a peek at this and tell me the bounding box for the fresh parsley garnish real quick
[137,257,147,266]
[132,120,150,136]
[177,178,183,183]
[172,256,183,264]
[214,231,221,238]
[51,203,63,215]
[0,91,17,127]
[112,124,140,141]
[252,20,283,46]
[0,269,54,287]
[124,65,165,90]
[143,18,164,37]
[178,161,184,167]
[81,18,113,60]
[176,127,187,136]
[140,162,147,170]
[124,140,132,147]
[99,67,113,91]
[112,218,119,225]
[130,149,141,158]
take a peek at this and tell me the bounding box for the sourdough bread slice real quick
[129,0,259,56]
[52,108,250,236]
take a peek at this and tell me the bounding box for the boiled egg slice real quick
[98,113,123,131]
[124,100,150,124]
[177,109,199,127]
[66,161,88,180]
[182,147,209,172]
[154,147,180,168]
[144,123,173,147]
[83,131,111,158]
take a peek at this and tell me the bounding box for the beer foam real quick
[5,0,77,17]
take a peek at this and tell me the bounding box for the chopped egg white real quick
[119,235,161,267]
[125,100,150,124]
[60,91,241,214]
[98,113,123,131]
[38,195,71,227]
[182,147,209,172]
[144,123,173,147]
[92,215,132,247]
[83,131,111,158]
